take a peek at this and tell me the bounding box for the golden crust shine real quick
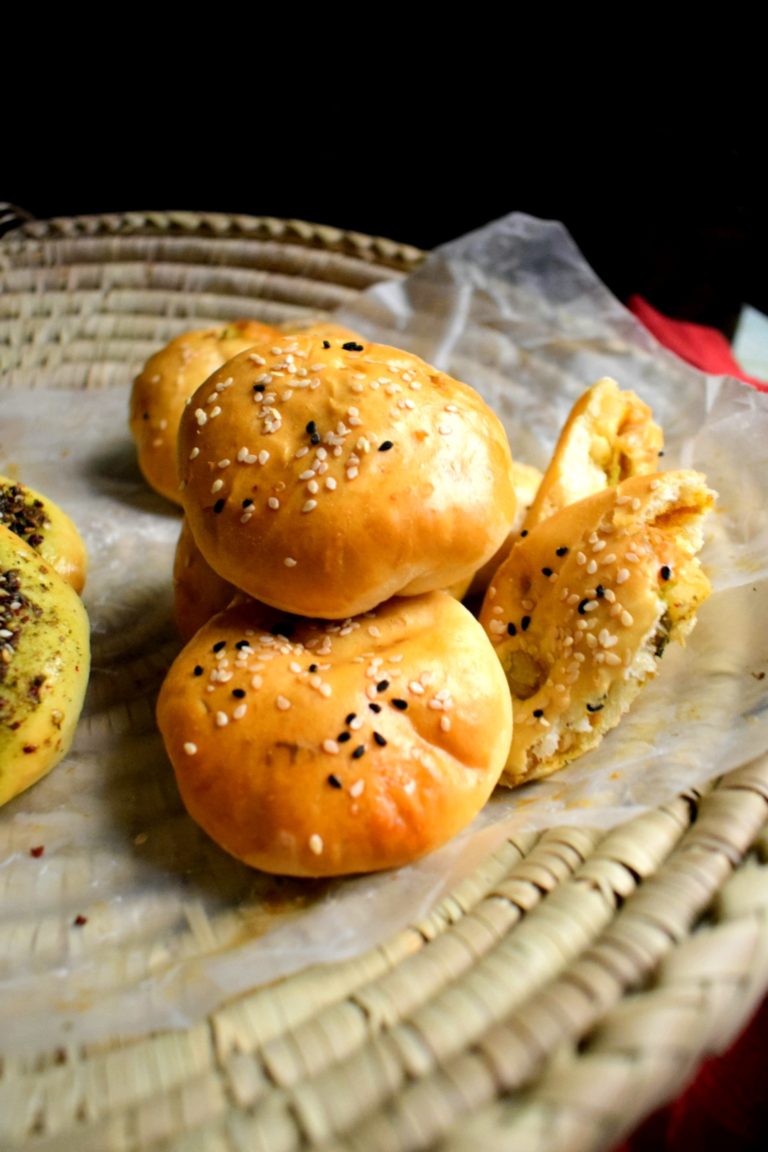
[156,592,513,877]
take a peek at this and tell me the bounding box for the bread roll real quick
[0,475,87,593]
[0,523,90,807]
[156,591,513,876]
[479,471,714,787]
[130,320,279,504]
[173,517,237,642]
[523,376,664,531]
[177,332,517,618]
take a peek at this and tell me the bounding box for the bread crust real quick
[0,524,90,807]
[0,475,87,594]
[156,591,513,876]
[173,517,237,642]
[480,471,714,787]
[523,377,664,531]
[177,333,517,618]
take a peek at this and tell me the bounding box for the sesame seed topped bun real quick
[523,376,664,532]
[480,470,715,788]
[156,591,513,877]
[177,333,517,619]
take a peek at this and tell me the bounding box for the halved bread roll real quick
[480,471,715,787]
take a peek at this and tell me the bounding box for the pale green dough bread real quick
[0,523,90,807]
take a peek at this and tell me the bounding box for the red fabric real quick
[628,294,768,393]
[613,295,768,1152]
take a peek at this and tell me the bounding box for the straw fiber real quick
[1,210,767,1152]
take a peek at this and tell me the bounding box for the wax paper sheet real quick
[1,213,766,1054]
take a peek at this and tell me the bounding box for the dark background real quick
[4,92,762,340]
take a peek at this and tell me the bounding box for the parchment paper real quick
[1,213,766,1054]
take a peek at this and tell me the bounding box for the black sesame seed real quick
[322,340,331,349]
[327,774,343,789]
[521,615,531,631]
[376,679,389,692]
[338,731,351,743]
[369,702,382,713]
[595,584,605,599]
[306,421,317,436]
[658,450,665,457]
[542,567,553,577]
[232,688,246,698]
[373,732,387,747]
[521,530,529,538]
[352,745,365,759]
[253,383,266,392]
[213,641,226,653]
[310,432,321,445]
[308,663,318,673]
[533,708,544,718]
[577,599,590,615]
[193,665,204,676]
[242,499,254,509]
[213,498,226,514]
[556,546,569,556]
[391,698,408,710]
[345,713,356,726]
[507,622,517,636]
[342,341,364,352]
[378,441,394,452]
[235,640,250,649]
[660,565,672,581]
[586,702,605,713]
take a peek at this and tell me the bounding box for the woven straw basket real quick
[1,208,767,1152]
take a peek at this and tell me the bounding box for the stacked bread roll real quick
[151,328,519,876]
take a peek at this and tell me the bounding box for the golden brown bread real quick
[173,517,237,642]
[156,591,513,877]
[0,475,87,594]
[130,321,279,504]
[479,471,714,787]
[523,376,664,532]
[177,332,517,618]
[0,523,90,807]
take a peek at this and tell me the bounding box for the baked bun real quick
[466,459,543,601]
[479,471,714,788]
[0,523,90,807]
[156,591,513,877]
[130,320,279,504]
[173,517,238,642]
[0,475,87,594]
[523,377,664,531]
[177,333,517,618]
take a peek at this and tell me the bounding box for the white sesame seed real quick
[209,406,221,418]
[323,739,339,754]
[604,588,617,603]
[302,499,318,513]
[324,477,337,491]
[194,408,207,426]
[489,620,507,635]
[284,557,297,567]
[409,680,425,694]
[368,625,382,637]
[586,559,598,575]
[215,711,229,727]
[268,497,280,510]
[346,467,359,480]
[576,551,587,565]
[621,610,634,627]
[349,715,364,730]
[211,479,224,494]
[440,715,451,732]
[521,600,534,611]
[240,511,253,523]
[189,446,200,460]
[631,498,642,511]
[183,742,198,755]
[605,651,623,666]
[250,674,263,689]
[349,779,365,798]
[257,450,269,466]
[592,539,606,553]
[295,446,309,459]
[276,696,291,711]
[249,352,266,365]
[602,554,617,565]
[207,392,219,404]
[625,552,640,563]
[233,704,247,720]
[309,834,324,855]
[319,683,332,698]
